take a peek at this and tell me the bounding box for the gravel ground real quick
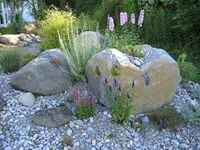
[0,72,200,150]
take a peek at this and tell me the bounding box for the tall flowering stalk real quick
[131,13,135,24]
[138,10,145,27]
[109,17,115,32]
[70,80,96,120]
[120,12,128,25]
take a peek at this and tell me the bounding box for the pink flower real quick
[124,12,128,23]
[109,17,114,32]
[92,98,95,105]
[69,82,73,89]
[131,13,135,24]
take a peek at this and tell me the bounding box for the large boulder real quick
[0,34,19,45]
[85,45,181,114]
[10,49,71,95]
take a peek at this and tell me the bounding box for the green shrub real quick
[37,7,77,51]
[105,77,134,125]
[192,86,200,100]
[149,107,182,131]
[121,45,145,57]
[0,47,24,73]
[177,54,199,82]
[59,26,101,81]
[0,24,16,34]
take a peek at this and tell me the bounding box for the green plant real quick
[149,107,182,131]
[0,47,24,73]
[37,7,77,51]
[179,101,200,126]
[121,45,145,57]
[62,136,73,146]
[105,77,134,125]
[177,54,199,82]
[22,54,37,66]
[192,86,200,100]
[15,12,24,33]
[59,25,101,81]
[110,66,120,76]
[107,133,114,139]
[71,80,96,120]
[93,66,101,77]
[0,24,16,34]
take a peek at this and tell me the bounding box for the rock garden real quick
[0,1,200,150]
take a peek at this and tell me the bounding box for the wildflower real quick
[126,91,130,99]
[105,77,108,84]
[138,10,145,27]
[124,12,128,23]
[118,84,122,91]
[92,98,95,105]
[131,13,135,24]
[109,17,115,32]
[109,85,112,92]
[132,80,135,88]
[69,82,73,89]
[113,77,118,87]
[114,95,117,101]
[120,12,125,25]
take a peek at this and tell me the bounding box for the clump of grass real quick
[149,107,182,131]
[0,47,24,73]
[62,136,73,147]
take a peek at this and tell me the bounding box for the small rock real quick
[92,139,97,146]
[74,142,80,147]
[101,146,109,150]
[133,60,141,66]
[69,121,75,128]
[63,147,68,150]
[75,120,84,126]
[18,92,36,107]
[5,147,12,150]
[90,117,94,123]
[179,143,189,149]
[140,116,149,123]
[67,129,72,136]
[91,147,97,150]
[103,111,108,115]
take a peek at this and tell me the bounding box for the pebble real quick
[74,142,80,147]
[92,139,97,146]
[67,129,72,136]
[133,60,141,66]
[75,120,84,126]
[179,143,189,149]
[69,121,75,128]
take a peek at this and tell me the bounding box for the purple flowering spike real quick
[109,85,112,92]
[114,95,117,101]
[118,84,122,91]
[132,80,135,88]
[126,91,130,99]
[114,77,118,87]
[105,78,108,84]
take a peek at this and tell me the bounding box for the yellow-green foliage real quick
[93,66,101,77]
[121,45,145,57]
[110,66,120,76]
[37,7,77,51]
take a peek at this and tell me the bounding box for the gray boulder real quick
[85,45,181,114]
[10,49,71,95]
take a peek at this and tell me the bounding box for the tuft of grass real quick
[149,107,182,131]
[62,136,73,147]
[0,47,24,73]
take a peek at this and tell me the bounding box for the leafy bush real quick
[192,86,200,100]
[0,47,23,73]
[121,45,145,57]
[177,54,199,82]
[149,107,182,131]
[37,7,76,51]
[105,77,134,125]
[71,81,96,120]
[0,24,16,34]
[59,26,101,81]
[179,102,200,126]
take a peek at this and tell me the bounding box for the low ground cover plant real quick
[192,86,200,100]
[149,106,183,131]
